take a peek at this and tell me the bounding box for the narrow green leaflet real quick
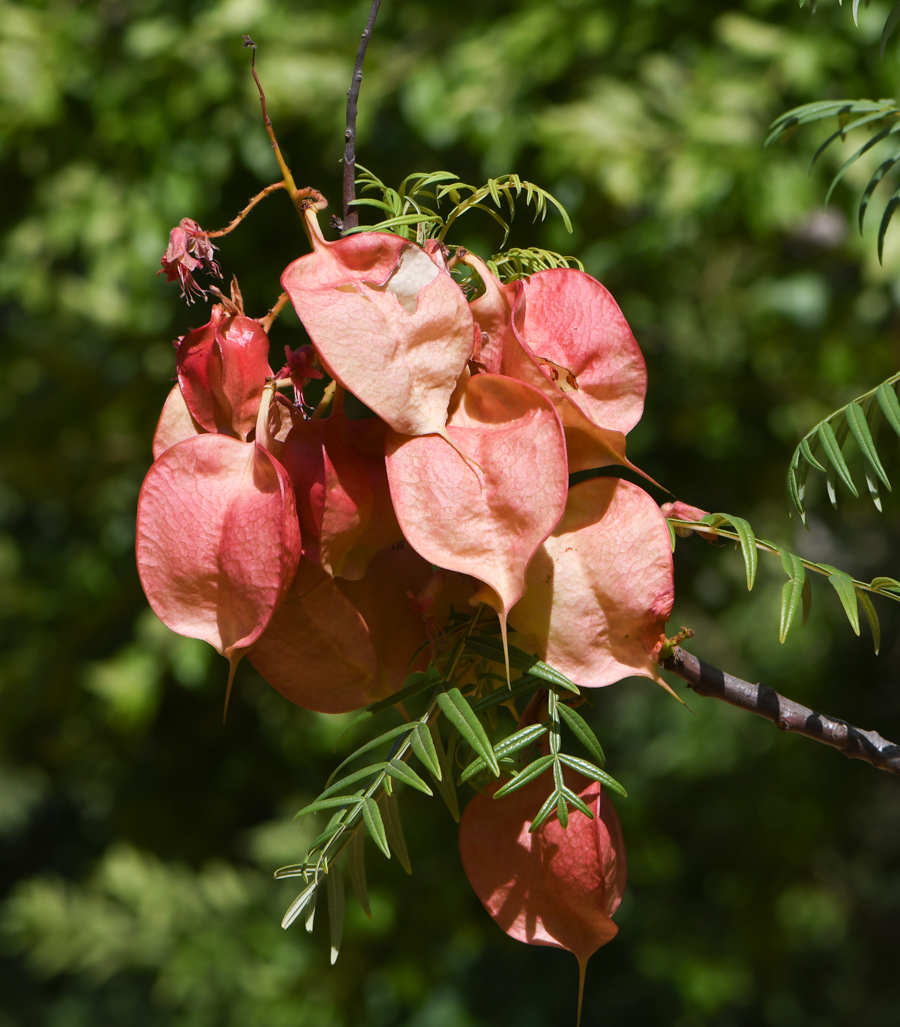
[361,796,390,860]
[344,827,371,919]
[281,877,319,930]
[864,397,886,511]
[558,754,627,798]
[305,814,349,856]
[314,764,390,805]
[882,2,900,55]
[876,382,900,438]
[326,866,345,965]
[818,565,861,635]
[458,724,548,785]
[294,794,362,819]
[385,758,433,796]
[856,587,882,654]
[304,891,317,934]
[818,420,858,499]
[493,754,555,798]
[379,790,411,874]
[800,437,826,473]
[778,548,808,642]
[556,704,606,766]
[464,636,579,693]
[326,724,414,786]
[428,722,460,821]
[437,688,500,777]
[845,402,890,489]
[709,513,758,590]
[531,788,561,833]
[559,785,593,819]
[409,721,441,780]
[869,575,900,592]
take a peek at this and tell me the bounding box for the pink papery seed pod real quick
[281,209,477,442]
[136,433,301,710]
[508,476,675,689]
[460,768,626,1025]
[385,372,568,678]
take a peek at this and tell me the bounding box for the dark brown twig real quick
[342,0,383,233]
[662,646,900,775]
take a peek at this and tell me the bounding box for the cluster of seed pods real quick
[137,197,675,975]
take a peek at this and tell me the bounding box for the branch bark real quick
[662,646,900,776]
[342,0,383,233]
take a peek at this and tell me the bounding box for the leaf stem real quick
[667,518,900,603]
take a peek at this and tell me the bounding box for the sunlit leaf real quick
[437,688,501,777]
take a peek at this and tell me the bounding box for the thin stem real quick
[661,646,900,775]
[667,518,900,603]
[243,36,305,219]
[342,0,383,232]
[311,381,338,420]
[207,182,285,238]
[260,292,290,333]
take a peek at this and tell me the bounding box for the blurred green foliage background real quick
[2,0,900,1024]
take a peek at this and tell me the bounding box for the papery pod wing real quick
[281,230,476,438]
[508,477,674,687]
[247,558,379,714]
[176,308,273,441]
[385,374,568,639]
[467,258,523,375]
[337,542,477,701]
[152,383,205,459]
[281,418,327,565]
[320,413,403,580]
[463,254,645,475]
[136,434,301,661]
[519,270,646,436]
[459,768,625,965]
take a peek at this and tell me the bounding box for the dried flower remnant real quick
[158,218,223,303]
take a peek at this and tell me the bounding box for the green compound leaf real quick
[361,796,390,860]
[493,754,555,798]
[778,548,808,642]
[556,703,606,767]
[458,724,548,785]
[464,635,579,693]
[856,587,882,654]
[437,688,500,777]
[326,866,345,965]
